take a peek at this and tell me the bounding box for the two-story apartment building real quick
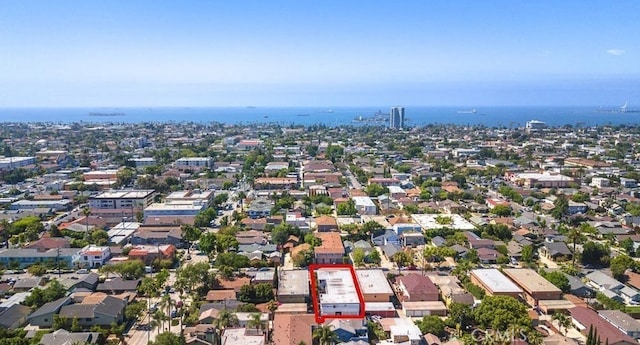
[89,190,155,224]
[174,157,213,171]
[314,232,344,264]
[247,199,273,219]
[78,245,111,268]
[0,248,80,269]
[317,268,361,317]
[352,196,377,215]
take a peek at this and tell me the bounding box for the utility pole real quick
[56,247,61,278]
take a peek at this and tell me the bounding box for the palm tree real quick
[159,294,174,332]
[313,324,338,345]
[246,313,264,334]
[151,309,168,335]
[526,329,544,345]
[212,309,239,345]
[568,226,588,268]
[214,309,239,328]
[552,312,572,335]
[0,219,9,248]
[452,260,474,281]
[82,207,91,241]
[266,299,278,320]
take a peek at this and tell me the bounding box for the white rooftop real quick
[317,268,360,304]
[356,269,393,295]
[411,214,476,230]
[471,268,523,294]
[94,190,154,199]
[514,172,573,182]
[278,270,310,296]
[352,196,375,207]
[221,328,264,345]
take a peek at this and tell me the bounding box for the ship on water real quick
[598,101,640,113]
[88,112,125,116]
[457,109,477,114]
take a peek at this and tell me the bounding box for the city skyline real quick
[1,1,639,107]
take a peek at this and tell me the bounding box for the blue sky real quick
[0,1,638,106]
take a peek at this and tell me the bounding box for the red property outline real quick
[308,263,365,323]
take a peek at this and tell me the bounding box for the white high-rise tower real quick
[390,106,405,129]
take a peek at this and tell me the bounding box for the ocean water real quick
[0,106,638,127]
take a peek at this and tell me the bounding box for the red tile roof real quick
[397,273,439,297]
[315,215,338,226]
[569,307,636,345]
[205,290,237,302]
[314,232,344,254]
[272,313,316,345]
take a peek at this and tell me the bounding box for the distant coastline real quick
[0,106,637,127]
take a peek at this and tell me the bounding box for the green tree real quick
[181,224,202,252]
[292,249,314,268]
[52,315,70,330]
[270,223,299,245]
[138,276,160,297]
[365,183,388,197]
[90,229,109,246]
[247,313,265,334]
[214,252,250,269]
[481,223,512,241]
[71,317,82,332]
[0,329,29,345]
[610,254,636,280]
[101,260,146,280]
[362,220,385,237]
[115,167,135,187]
[521,244,534,263]
[567,227,586,268]
[27,263,47,276]
[198,232,217,255]
[216,233,239,252]
[313,325,338,345]
[423,246,457,270]
[149,332,185,345]
[415,315,446,337]
[125,300,147,321]
[540,270,570,293]
[110,321,126,344]
[447,303,474,329]
[49,224,63,237]
[473,295,530,331]
[336,199,357,216]
[391,251,413,268]
[236,303,260,313]
[369,249,381,265]
[24,279,67,308]
[490,204,512,217]
[620,238,636,256]
[352,248,365,267]
[212,309,239,344]
[175,261,216,295]
[581,241,610,267]
[238,283,274,303]
[552,195,569,219]
[552,312,572,335]
[304,233,322,247]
